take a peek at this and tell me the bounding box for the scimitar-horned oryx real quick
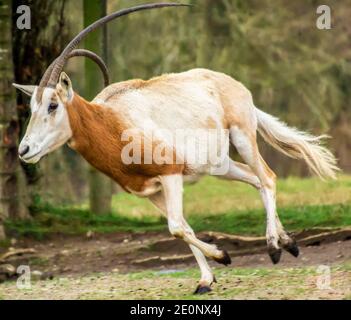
[13,3,339,294]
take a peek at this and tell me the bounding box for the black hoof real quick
[284,241,300,258]
[268,248,282,265]
[213,250,232,266]
[194,285,212,295]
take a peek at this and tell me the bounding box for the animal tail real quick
[255,107,339,180]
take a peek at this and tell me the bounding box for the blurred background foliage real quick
[5,0,351,209]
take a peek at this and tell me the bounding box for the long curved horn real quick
[36,60,57,100]
[38,2,189,99]
[36,49,110,101]
[68,49,109,87]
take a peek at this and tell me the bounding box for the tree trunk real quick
[0,0,29,239]
[12,0,74,206]
[84,0,112,215]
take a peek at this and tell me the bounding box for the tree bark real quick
[12,0,76,207]
[0,0,30,239]
[12,0,69,182]
[84,0,112,215]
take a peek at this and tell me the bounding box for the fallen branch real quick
[0,248,36,263]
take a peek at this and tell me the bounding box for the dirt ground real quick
[0,230,350,300]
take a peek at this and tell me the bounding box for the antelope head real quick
[14,74,72,164]
[13,3,188,164]
[13,48,110,164]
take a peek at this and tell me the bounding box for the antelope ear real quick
[12,83,37,97]
[57,72,73,102]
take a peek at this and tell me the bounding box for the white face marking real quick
[18,87,73,164]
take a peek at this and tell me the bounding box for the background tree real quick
[12,0,89,207]
[12,0,67,185]
[0,0,29,240]
[84,0,113,215]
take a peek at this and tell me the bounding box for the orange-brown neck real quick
[66,93,127,181]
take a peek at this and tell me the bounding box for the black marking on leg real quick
[268,247,282,265]
[213,250,232,266]
[194,285,212,295]
[284,240,300,258]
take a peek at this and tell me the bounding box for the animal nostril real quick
[19,145,30,157]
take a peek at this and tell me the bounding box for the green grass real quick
[5,175,351,239]
[5,206,166,240]
[111,175,351,218]
[5,202,351,240]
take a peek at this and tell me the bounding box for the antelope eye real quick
[48,103,58,114]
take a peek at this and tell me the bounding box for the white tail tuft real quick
[255,108,340,180]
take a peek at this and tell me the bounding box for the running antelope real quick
[13,3,339,294]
